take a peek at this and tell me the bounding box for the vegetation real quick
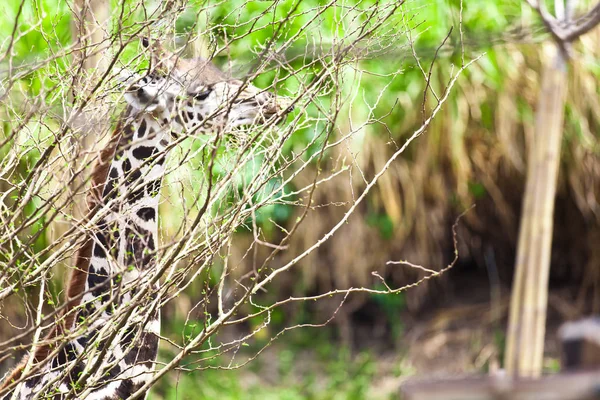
[1,0,599,398]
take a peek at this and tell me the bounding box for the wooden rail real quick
[401,370,600,400]
[401,318,600,400]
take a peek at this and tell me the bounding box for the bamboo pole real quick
[505,43,568,378]
[504,0,573,377]
[528,47,567,376]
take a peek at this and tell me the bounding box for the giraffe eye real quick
[193,89,212,101]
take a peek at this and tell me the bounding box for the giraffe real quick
[1,38,293,399]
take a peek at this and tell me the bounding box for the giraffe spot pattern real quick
[124,225,155,270]
[88,268,113,305]
[147,179,161,197]
[193,88,212,101]
[136,87,150,103]
[120,326,136,349]
[148,236,155,251]
[95,355,121,387]
[136,207,156,221]
[92,221,119,260]
[137,119,147,138]
[87,267,109,294]
[76,334,88,349]
[103,168,119,199]
[186,111,194,122]
[122,125,135,143]
[24,374,41,389]
[115,379,145,398]
[126,186,146,204]
[127,168,142,184]
[132,146,158,161]
[81,298,97,321]
[124,329,159,367]
[109,225,120,257]
[65,360,85,389]
[52,342,77,369]
[93,231,107,258]
[122,158,132,175]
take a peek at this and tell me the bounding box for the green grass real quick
[150,332,380,400]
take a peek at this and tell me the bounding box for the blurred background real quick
[1,0,600,398]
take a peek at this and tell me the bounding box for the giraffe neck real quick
[4,112,173,400]
[75,111,172,396]
[85,111,170,311]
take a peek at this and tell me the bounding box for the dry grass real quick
[221,33,600,318]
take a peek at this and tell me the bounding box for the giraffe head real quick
[121,38,293,134]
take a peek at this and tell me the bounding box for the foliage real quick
[1,0,600,396]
